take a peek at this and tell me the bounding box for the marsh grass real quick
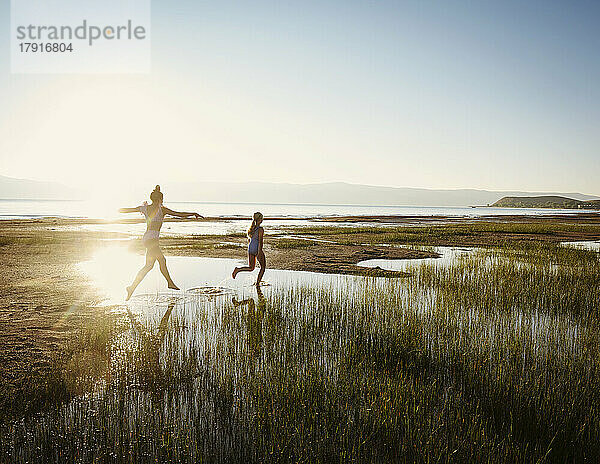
[295,222,600,246]
[213,243,244,250]
[3,243,600,462]
[273,238,317,249]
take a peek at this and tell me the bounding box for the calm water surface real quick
[0,198,591,220]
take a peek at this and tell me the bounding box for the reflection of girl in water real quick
[232,286,266,359]
[232,212,266,286]
[126,299,176,388]
[119,185,202,301]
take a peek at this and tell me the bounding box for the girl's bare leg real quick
[232,254,256,279]
[126,251,157,301]
[256,250,266,286]
[156,248,179,290]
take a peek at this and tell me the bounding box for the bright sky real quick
[0,0,598,195]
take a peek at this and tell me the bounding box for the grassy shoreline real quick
[1,216,600,461]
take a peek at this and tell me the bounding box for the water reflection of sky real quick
[562,241,600,252]
[358,246,475,272]
[78,245,369,307]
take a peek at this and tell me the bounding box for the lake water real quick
[0,198,592,220]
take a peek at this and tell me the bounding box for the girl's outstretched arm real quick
[162,207,203,219]
[119,207,141,213]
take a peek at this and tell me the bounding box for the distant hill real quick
[0,175,82,200]
[163,181,600,207]
[1,174,599,207]
[493,196,600,209]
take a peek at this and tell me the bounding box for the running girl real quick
[119,185,202,300]
[232,212,266,286]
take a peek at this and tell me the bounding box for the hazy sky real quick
[0,0,598,195]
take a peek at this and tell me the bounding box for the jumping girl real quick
[232,212,266,286]
[119,185,202,301]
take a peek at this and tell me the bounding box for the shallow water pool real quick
[562,240,600,252]
[78,244,372,307]
[357,246,475,272]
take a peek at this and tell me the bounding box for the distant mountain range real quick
[1,175,599,207]
[140,181,600,207]
[0,175,81,200]
[493,196,600,209]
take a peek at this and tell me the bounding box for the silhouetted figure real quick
[232,212,267,286]
[120,185,202,300]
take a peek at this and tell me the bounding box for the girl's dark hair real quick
[150,185,163,203]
